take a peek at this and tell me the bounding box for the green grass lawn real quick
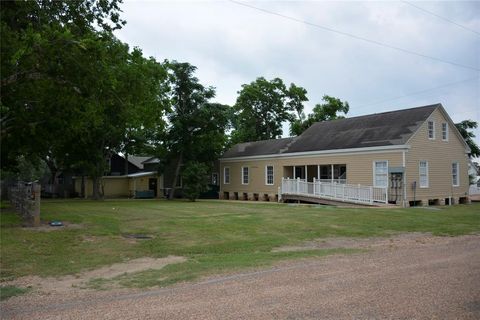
[1,199,479,288]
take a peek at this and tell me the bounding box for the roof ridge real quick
[317,103,440,125]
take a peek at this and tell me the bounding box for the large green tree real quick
[1,0,125,172]
[230,77,308,144]
[181,161,209,202]
[290,95,349,136]
[1,1,168,198]
[455,120,479,158]
[162,61,230,198]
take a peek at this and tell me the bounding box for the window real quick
[428,121,435,139]
[223,167,230,184]
[242,166,249,185]
[419,161,429,188]
[212,173,218,185]
[442,123,448,141]
[265,165,274,185]
[452,162,459,186]
[374,161,388,187]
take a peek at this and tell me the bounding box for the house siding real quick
[74,174,163,198]
[405,108,469,202]
[220,151,404,198]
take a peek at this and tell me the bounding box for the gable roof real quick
[127,155,153,169]
[222,104,440,159]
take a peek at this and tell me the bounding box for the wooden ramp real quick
[280,178,390,207]
[281,194,388,207]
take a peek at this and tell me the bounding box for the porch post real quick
[331,164,334,184]
[305,165,307,181]
[317,165,320,181]
[313,177,316,195]
[293,166,296,179]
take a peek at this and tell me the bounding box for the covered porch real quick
[283,164,347,184]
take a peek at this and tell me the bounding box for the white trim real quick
[96,171,158,179]
[373,160,389,188]
[241,166,249,185]
[265,165,274,185]
[442,122,449,141]
[452,162,459,187]
[419,160,429,188]
[405,105,470,153]
[428,120,435,140]
[221,145,410,162]
[435,105,470,153]
[223,166,230,184]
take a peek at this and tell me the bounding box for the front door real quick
[148,178,158,197]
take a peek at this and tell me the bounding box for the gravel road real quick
[2,234,479,319]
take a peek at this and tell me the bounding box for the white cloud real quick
[116,0,480,142]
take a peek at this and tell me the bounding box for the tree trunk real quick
[124,153,129,175]
[45,158,60,197]
[169,152,183,200]
[81,176,85,198]
[92,176,102,200]
[92,176,100,200]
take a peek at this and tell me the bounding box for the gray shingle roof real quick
[222,137,296,158]
[222,104,439,158]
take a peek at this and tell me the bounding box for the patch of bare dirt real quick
[4,256,186,294]
[271,232,439,252]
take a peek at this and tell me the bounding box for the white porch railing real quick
[280,177,388,205]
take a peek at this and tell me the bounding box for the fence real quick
[8,181,41,227]
[281,178,388,205]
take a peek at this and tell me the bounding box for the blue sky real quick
[115,0,480,145]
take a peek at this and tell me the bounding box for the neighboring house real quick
[74,155,163,198]
[220,104,471,207]
[468,159,480,199]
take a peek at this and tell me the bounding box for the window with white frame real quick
[223,167,230,184]
[419,161,429,188]
[442,123,448,141]
[374,161,388,187]
[265,165,274,185]
[428,121,435,139]
[242,166,249,185]
[452,162,459,186]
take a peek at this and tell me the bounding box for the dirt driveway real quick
[2,234,480,319]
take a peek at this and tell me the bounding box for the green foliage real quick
[161,61,231,194]
[182,161,209,201]
[290,95,349,136]
[455,120,479,158]
[231,77,308,144]
[1,1,169,199]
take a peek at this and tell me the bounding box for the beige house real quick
[74,155,164,198]
[219,104,471,207]
[74,171,163,199]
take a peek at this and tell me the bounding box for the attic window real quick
[442,123,448,141]
[428,121,435,139]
